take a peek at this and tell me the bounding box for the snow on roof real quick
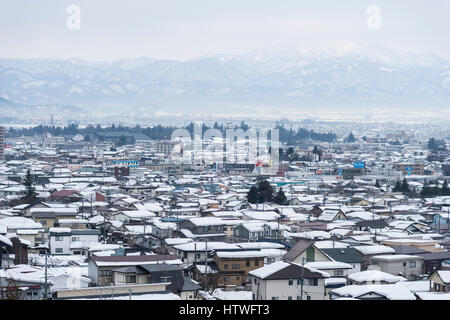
[215,249,286,259]
[314,241,350,249]
[394,280,430,293]
[331,284,416,300]
[416,292,450,300]
[325,277,348,286]
[188,217,225,226]
[0,234,12,247]
[242,210,280,221]
[348,270,406,283]
[173,241,240,252]
[371,254,422,261]
[120,210,156,219]
[236,242,285,250]
[164,238,193,246]
[49,227,72,234]
[305,261,354,270]
[249,261,290,279]
[210,288,252,300]
[437,270,450,284]
[0,216,43,230]
[353,245,395,255]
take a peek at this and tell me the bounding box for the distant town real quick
[0,119,450,301]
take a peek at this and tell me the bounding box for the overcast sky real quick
[1,0,449,61]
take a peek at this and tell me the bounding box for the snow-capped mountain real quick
[0,42,449,119]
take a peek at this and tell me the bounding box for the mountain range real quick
[0,42,449,120]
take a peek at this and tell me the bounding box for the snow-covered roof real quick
[353,245,395,255]
[331,284,416,300]
[349,270,406,283]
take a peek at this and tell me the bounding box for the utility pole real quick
[300,257,305,300]
[44,248,48,300]
[204,240,208,292]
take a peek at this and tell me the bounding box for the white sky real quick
[0,0,449,61]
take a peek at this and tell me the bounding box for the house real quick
[347,269,406,285]
[353,245,395,270]
[329,284,416,300]
[88,254,182,286]
[321,248,364,273]
[249,260,329,300]
[211,250,268,287]
[305,261,354,278]
[368,255,424,279]
[31,208,78,230]
[232,221,288,241]
[111,263,201,300]
[283,240,333,264]
[415,251,450,274]
[429,270,450,292]
[49,227,100,255]
[177,217,227,241]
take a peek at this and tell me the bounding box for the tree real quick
[393,180,402,192]
[22,169,37,201]
[401,178,410,193]
[246,180,274,204]
[247,186,258,204]
[117,135,127,146]
[345,132,356,143]
[442,180,450,196]
[273,188,287,205]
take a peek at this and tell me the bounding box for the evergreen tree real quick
[393,180,402,192]
[22,169,37,201]
[247,186,258,204]
[345,132,356,143]
[401,178,410,193]
[273,188,287,205]
[442,180,450,196]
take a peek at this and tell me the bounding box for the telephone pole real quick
[300,257,305,300]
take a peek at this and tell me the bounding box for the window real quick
[288,279,293,286]
[100,270,112,277]
[288,296,292,300]
[55,248,63,253]
[435,283,441,291]
[236,276,240,281]
[403,262,407,267]
[232,264,240,270]
[272,297,279,300]
[246,260,251,267]
[224,277,230,282]
[224,264,229,270]
[126,275,136,283]
[268,258,275,263]
[312,279,318,286]
[306,296,311,300]
[195,253,201,260]
[409,261,416,268]
[72,237,80,242]
[255,260,259,266]
[55,236,63,241]
[40,220,47,226]
[297,279,302,285]
[334,270,344,276]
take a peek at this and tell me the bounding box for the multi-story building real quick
[393,163,425,175]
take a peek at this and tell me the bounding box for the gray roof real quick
[392,245,430,255]
[71,229,100,235]
[321,248,363,264]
